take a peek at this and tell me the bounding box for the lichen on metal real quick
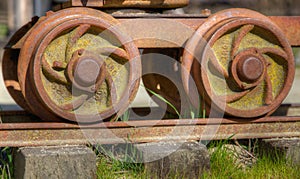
[41,27,129,115]
[182,9,294,118]
[13,8,141,122]
[209,24,287,110]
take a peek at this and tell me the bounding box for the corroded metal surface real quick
[182,8,295,118]
[117,16,300,48]
[15,8,141,122]
[1,117,300,147]
[1,106,300,147]
[71,0,189,8]
[5,15,300,49]
[6,15,300,48]
[269,16,300,47]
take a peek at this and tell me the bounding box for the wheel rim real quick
[18,8,141,122]
[182,9,294,118]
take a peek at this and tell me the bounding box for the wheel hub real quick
[236,56,264,83]
[74,58,100,87]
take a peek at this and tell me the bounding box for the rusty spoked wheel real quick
[18,8,141,122]
[142,49,182,114]
[182,8,294,118]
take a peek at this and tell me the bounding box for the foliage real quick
[94,144,146,179]
[95,139,300,179]
[0,147,13,179]
[144,86,181,118]
[203,140,300,179]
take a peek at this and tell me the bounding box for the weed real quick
[143,86,181,118]
[94,143,145,179]
[119,110,130,122]
[0,147,13,179]
[203,139,300,179]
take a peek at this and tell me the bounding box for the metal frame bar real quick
[113,16,300,48]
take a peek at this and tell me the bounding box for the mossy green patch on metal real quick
[41,28,129,115]
[208,26,288,111]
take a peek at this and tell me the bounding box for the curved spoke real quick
[66,49,84,84]
[259,47,288,60]
[65,24,91,62]
[106,72,117,106]
[221,90,250,103]
[231,24,254,58]
[52,61,67,69]
[94,63,107,92]
[41,56,68,85]
[98,47,129,61]
[70,24,91,44]
[60,94,88,111]
[207,48,229,78]
[264,73,273,105]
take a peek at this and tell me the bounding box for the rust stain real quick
[1,120,300,147]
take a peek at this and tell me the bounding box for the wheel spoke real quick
[41,56,68,85]
[69,24,91,44]
[264,73,273,105]
[52,61,67,69]
[259,47,288,60]
[60,94,88,111]
[98,47,129,61]
[65,24,91,62]
[231,24,254,57]
[220,90,250,103]
[207,48,229,78]
[106,72,117,106]
[94,63,107,92]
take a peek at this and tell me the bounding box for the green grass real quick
[94,144,146,179]
[203,140,300,179]
[95,140,300,179]
[118,109,130,122]
[96,155,146,179]
[104,85,300,178]
[143,85,202,119]
[206,151,300,179]
[143,86,181,118]
[0,147,13,179]
[0,24,8,39]
[1,142,299,179]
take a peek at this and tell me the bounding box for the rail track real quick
[1,105,300,147]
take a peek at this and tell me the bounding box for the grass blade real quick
[143,86,181,118]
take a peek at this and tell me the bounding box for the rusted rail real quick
[1,105,300,147]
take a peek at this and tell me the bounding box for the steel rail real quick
[1,106,300,147]
[0,121,299,147]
